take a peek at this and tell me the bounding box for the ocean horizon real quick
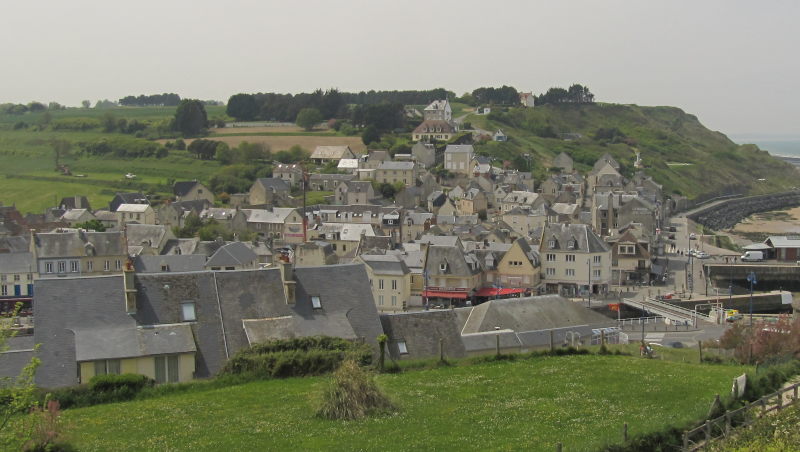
[729,136,800,158]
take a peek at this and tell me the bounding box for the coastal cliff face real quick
[471,104,799,200]
[688,191,800,230]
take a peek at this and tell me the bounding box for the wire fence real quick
[681,382,800,451]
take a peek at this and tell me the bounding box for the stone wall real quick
[688,190,800,230]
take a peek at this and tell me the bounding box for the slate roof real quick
[424,99,449,111]
[425,245,481,277]
[460,295,614,334]
[173,181,201,197]
[33,230,127,258]
[310,146,354,160]
[117,204,151,213]
[0,252,34,274]
[377,161,415,171]
[380,310,466,360]
[58,196,91,211]
[444,144,474,154]
[242,208,294,224]
[134,254,207,273]
[0,236,29,254]
[161,238,199,256]
[253,178,290,192]
[541,223,610,253]
[205,242,258,267]
[126,224,168,248]
[60,209,92,221]
[360,254,410,276]
[75,324,196,362]
[417,234,461,248]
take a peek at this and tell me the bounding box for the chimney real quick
[123,266,137,314]
[280,262,296,305]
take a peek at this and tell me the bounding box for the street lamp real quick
[746,271,757,326]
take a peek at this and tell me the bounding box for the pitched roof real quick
[117,204,151,213]
[60,209,92,221]
[126,224,169,248]
[33,230,126,258]
[424,99,450,111]
[254,178,290,192]
[541,223,609,253]
[75,324,196,362]
[380,310,466,360]
[173,181,201,197]
[0,252,34,274]
[360,254,410,276]
[310,145,354,160]
[444,144,474,154]
[413,120,457,134]
[205,242,258,267]
[378,161,415,171]
[133,254,207,273]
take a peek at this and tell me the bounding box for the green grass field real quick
[56,354,744,451]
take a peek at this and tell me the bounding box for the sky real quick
[1,0,798,137]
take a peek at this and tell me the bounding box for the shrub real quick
[89,373,153,393]
[317,360,396,420]
[219,336,372,379]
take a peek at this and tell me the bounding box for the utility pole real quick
[302,167,308,243]
[747,271,757,326]
[587,259,592,307]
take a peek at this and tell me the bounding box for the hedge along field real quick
[61,355,745,451]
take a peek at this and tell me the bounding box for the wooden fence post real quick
[761,398,767,416]
[682,431,689,451]
[550,329,554,352]
[623,422,628,442]
[724,410,731,436]
[793,384,798,403]
[704,420,711,442]
[698,341,703,363]
[777,390,783,411]
[439,338,444,362]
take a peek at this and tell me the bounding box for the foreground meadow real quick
[60,354,744,451]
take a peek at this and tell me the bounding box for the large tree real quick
[174,99,208,136]
[295,108,322,131]
[226,94,259,121]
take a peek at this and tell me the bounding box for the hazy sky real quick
[2,0,798,136]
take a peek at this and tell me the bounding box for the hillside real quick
[34,354,743,452]
[467,103,797,199]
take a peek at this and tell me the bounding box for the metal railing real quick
[682,382,800,451]
[616,316,665,328]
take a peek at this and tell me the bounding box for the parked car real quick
[696,251,710,259]
[689,233,697,240]
[668,226,677,232]
[668,233,676,240]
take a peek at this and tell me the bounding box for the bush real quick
[89,373,153,393]
[46,374,154,409]
[220,336,372,379]
[317,360,396,420]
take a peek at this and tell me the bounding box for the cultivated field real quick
[58,354,744,452]
[172,135,367,153]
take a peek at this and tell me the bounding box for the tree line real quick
[119,93,181,107]
[534,84,595,106]
[226,88,454,122]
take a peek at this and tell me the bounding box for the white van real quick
[741,251,764,262]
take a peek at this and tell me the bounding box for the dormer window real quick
[548,240,556,249]
[440,263,448,271]
[311,296,322,309]
[568,240,576,249]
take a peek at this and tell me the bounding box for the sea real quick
[729,135,800,165]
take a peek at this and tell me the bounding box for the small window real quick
[439,263,447,271]
[548,240,555,248]
[391,279,397,290]
[397,341,408,355]
[104,260,110,271]
[58,261,66,273]
[181,302,196,322]
[87,261,93,272]
[13,274,20,281]
[45,262,53,273]
[115,260,122,270]
[161,265,170,272]
[70,261,79,272]
[311,296,322,309]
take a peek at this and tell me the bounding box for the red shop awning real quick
[422,290,469,299]
[475,287,526,297]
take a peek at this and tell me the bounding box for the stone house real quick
[491,238,540,290]
[31,229,128,278]
[117,204,157,225]
[411,142,437,168]
[310,145,356,164]
[375,161,417,186]
[444,145,474,175]
[457,188,488,215]
[359,254,411,312]
[606,227,651,285]
[539,223,611,297]
[248,178,291,206]
[552,152,574,173]
[173,181,214,203]
[335,180,376,205]
[273,164,303,187]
